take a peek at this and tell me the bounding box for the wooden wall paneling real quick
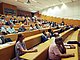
[0,2,17,15]
[17,10,32,17]
[40,15,80,26]
[0,3,3,14]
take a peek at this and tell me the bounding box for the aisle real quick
[64,32,74,43]
[62,30,79,60]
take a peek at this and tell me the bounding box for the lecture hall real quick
[0,0,80,60]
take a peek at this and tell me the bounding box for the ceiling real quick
[0,0,79,12]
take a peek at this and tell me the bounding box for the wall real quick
[41,0,80,20]
[0,3,3,14]
[0,2,17,15]
[41,15,80,26]
[17,10,32,17]
[35,11,41,18]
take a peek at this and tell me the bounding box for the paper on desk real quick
[0,42,14,48]
[0,43,10,48]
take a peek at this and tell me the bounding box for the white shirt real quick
[0,26,7,32]
[49,43,61,60]
[30,27,34,31]
[7,27,15,33]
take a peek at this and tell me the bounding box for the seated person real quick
[64,25,70,31]
[38,24,43,29]
[7,23,16,34]
[69,25,73,28]
[58,28,64,33]
[0,35,5,44]
[18,24,26,32]
[49,37,75,60]
[41,30,48,42]
[0,16,7,24]
[24,19,28,25]
[47,29,54,38]
[15,34,37,60]
[29,25,34,31]
[5,20,11,25]
[33,24,39,30]
[61,20,65,26]
[73,26,79,31]
[9,18,14,24]
[0,21,7,35]
[13,18,17,24]
[56,25,59,29]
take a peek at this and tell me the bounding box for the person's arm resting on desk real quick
[18,43,37,53]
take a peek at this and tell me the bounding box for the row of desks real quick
[0,27,57,60]
[19,28,76,60]
[0,28,74,60]
[20,39,53,60]
[4,27,57,41]
[62,30,80,60]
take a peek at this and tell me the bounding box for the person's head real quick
[1,17,4,19]
[21,24,25,28]
[39,24,41,26]
[35,24,37,26]
[9,23,13,28]
[54,33,59,37]
[48,29,52,32]
[10,18,12,20]
[30,25,33,27]
[0,21,3,27]
[42,30,46,35]
[55,37,63,45]
[17,34,24,42]
[14,18,16,20]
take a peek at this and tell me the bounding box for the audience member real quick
[13,18,17,24]
[0,16,7,24]
[0,21,7,35]
[34,24,39,30]
[24,20,28,25]
[61,19,65,26]
[29,25,34,31]
[49,37,75,60]
[18,24,26,32]
[47,29,54,38]
[15,34,37,60]
[38,24,43,29]
[9,18,14,24]
[7,23,16,34]
[41,30,48,42]
[5,20,11,25]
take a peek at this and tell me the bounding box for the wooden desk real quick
[0,42,15,60]
[20,39,53,60]
[0,34,42,60]
[62,30,79,60]
[20,28,77,60]
[18,30,41,38]
[24,34,42,49]
[0,28,73,60]
[60,28,74,41]
[19,27,56,38]
[4,34,18,41]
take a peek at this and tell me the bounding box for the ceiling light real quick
[27,0,30,3]
[31,11,37,13]
[32,0,37,2]
[15,0,17,1]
